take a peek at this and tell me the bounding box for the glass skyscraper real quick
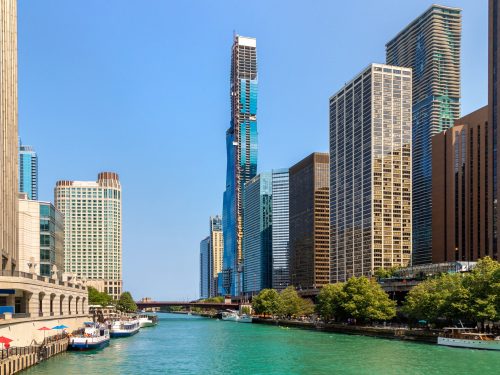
[19,143,38,200]
[243,173,272,295]
[386,5,461,265]
[222,35,258,296]
[271,169,289,290]
[199,236,210,299]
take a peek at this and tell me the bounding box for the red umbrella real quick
[0,336,13,350]
[37,327,51,342]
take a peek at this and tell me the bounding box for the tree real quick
[88,286,113,307]
[298,298,315,317]
[252,289,281,317]
[341,277,396,323]
[463,257,500,327]
[116,291,138,312]
[278,286,302,318]
[317,283,346,322]
[374,266,401,279]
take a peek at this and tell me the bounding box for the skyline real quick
[18,0,488,300]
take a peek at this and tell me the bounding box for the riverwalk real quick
[0,335,68,375]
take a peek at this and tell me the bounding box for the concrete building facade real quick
[386,5,462,265]
[209,216,223,297]
[0,0,19,272]
[289,153,330,290]
[54,172,122,299]
[432,106,492,262]
[329,64,412,282]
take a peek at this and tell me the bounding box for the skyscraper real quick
[432,106,492,262]
[386,5,462,265]
[209,215,223,297]
[243,172,272,295]
[222,35,258,296]
[329,64,412,282]
[0,0,19,272]
[200,236,210,299]
[19,143,38,200]
[55,172,122,299]
[289,153,329,290]
[490,0,500,257]
[271,169,289,290]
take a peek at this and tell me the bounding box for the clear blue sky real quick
[18,0,487,300]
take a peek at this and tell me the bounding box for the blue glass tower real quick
[222,35,258,296]
[19,143,38,200]
[386,5,461,265]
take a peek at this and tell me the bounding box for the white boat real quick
[110,319,140,337]
[138,314,158,328]
[221,310,252,323]
[69,323,110,351]
[438,328,500,350]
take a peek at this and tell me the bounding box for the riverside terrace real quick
[0,270,90,347]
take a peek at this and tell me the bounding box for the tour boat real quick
[138,314,158,328]
[109,319,140,337]
[68,323,110,351]
[438,328,500,350]
[221,310,252,323]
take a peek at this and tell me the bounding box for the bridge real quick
[136,301,240,310]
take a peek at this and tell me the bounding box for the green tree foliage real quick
[88,286,113,307]
[252,289,281,316]
[116,291,138,312]
[316,277,396,323]
[402,257,500,325]
[317,283,346,322]
[374,266,401,279]
[200,296,224,303]
[341,277,396,322]
[252,287,315,318]
[402,274,468,323]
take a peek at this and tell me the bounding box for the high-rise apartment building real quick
[222,35,258,296]
[200,236,210,299]
[490,0,500,257]
[386,5,461,265]
[432,106,493,262]
[18,194,64,277]
[55,172,122,299]
[330,64,412,282]
[271,169,289,290]
[0,0,19,272]
[209,216,223,297]
[289,153,329,290]
[243,173,272,294]
[19,143,38,200]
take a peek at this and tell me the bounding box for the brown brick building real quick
[432,106,493,262]
[289,153,330,290]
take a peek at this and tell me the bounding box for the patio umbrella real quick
[38,326,51,342]
[52,325,68,330]
[0,336,13,350]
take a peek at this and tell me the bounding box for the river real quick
[25,313,500,374]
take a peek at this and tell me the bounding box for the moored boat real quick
[110,319,140,337]
[221,310,252,323]
[438,328,500,350]
[68,323,110,351]
[138,314,158,328]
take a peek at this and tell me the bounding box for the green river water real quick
[24,313,500,374]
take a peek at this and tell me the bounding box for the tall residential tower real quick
[222,35,258,296]
[386,5,461,265]
[0,0,19,272]
[19,143,38,200]
[55,172,122,299]
[330,64,412,282]
[209,215,223,297]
